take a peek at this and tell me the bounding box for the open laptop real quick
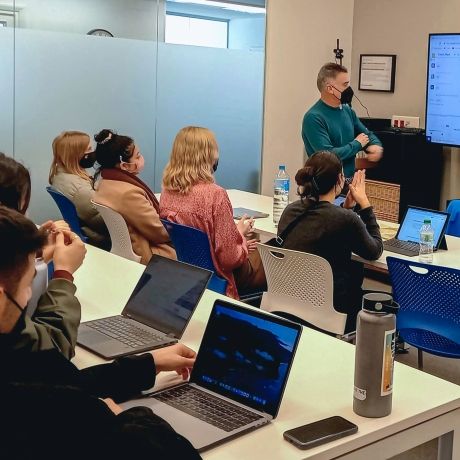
[383,206,450,256]
[233,207,269,219]
[77,255,211,359]
[121,299,302,452]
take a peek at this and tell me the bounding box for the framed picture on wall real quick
[359,54,396,92]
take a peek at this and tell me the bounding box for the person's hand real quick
[348,170,371,209]
[355,133,370,148]
[151,343,196,380]
[343,173,358,209]
[53,230,86,274]
[237,214,254,237]
[246,238,258,253]
[40,220,72,263]
[52,219,71,232]
[365,144,383,162]
[102,398,123,415]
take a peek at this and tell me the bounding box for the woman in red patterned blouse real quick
[160,126,266,299]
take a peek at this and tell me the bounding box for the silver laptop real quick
[121,299,302,452]
[77,255,211,359]
[233,207,269,219]
[383,206,450,256]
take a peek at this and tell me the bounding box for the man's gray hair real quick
[317,62,348,91]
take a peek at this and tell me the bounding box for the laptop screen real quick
[122,256,211,338]
[397,207,449,246]
[191,300,302,417]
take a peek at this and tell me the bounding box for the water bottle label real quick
[353,386,367,401]
[381,328,396,396]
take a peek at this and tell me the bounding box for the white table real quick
[73,245,460,459]
[227,189,460,272]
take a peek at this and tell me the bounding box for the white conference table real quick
[73,245,460,460]
[227,189,460,271]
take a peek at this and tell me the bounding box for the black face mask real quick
[339,86,354,106]
[213,159,219,173]
[0,292,27,349]
[79,151,96,169]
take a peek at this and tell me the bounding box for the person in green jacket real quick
[302,62,383,178]
[0,152,86,359]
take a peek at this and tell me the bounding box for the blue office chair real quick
[160,219,228,294]
[46,186,88,242]
[387,256,460,370]
[446,199,460,237]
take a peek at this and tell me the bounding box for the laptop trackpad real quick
[78,324,118,342]
[77,326,132,355]
[121,396,227,450]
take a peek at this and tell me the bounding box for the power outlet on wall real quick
[391,115,420,128]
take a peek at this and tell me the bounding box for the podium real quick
[359,122,443,222]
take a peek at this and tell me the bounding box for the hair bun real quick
[94,129,114,145]
[295,166,314,186]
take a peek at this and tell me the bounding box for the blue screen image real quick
[193,303,300,416]
[398,208,448,244]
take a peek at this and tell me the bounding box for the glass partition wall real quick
[1,0,265,224]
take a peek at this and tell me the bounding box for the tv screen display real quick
[426,33,460,148]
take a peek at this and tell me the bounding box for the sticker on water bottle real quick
[381,328,396,396]
[354,386,366,401]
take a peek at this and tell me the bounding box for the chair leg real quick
[417,349,424,371]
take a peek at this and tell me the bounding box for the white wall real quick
[15,0,163,41]
[262,0,355,198]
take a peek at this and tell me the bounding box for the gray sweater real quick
[51,170,110,249]
[278,200,383,319]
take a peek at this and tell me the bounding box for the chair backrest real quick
[160,219,227,294]
[446,199,460,237]
[46,186,88,242]
[91,201,141,263]
[257,243,347,335]
[387,256,460,344]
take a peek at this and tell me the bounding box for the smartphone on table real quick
[283,416,358,450]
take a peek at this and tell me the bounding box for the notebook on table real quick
[121,299,302,452]
[383,206,450,257]
[77,255,211,359]
[233,207,269,219]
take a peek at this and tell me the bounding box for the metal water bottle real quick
[353,293,399,418]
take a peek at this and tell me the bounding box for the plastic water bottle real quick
[26,257,48,317]
[353,293,399,418]
[419,219,434,264]
[273,165,290,225]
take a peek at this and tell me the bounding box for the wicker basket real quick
[365,180,400,223]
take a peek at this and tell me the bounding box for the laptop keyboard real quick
[384,238,419,256]
[153,385,263,432]
[85,316,166,348]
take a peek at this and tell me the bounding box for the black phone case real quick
[283,416,358,450]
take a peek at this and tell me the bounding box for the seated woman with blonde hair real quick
[93,129,175,264]
[160,126,266,299]
[49,131,110,249]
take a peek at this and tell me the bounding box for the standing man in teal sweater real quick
[302,63,383,178]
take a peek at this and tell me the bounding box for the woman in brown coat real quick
[93,129,175,264]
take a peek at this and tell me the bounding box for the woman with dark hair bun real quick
[278,151,383,332]
[93,129,175,264]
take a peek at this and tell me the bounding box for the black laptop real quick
[383,206,450,256]
[77,255,211,359]
[122,299,302,452]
